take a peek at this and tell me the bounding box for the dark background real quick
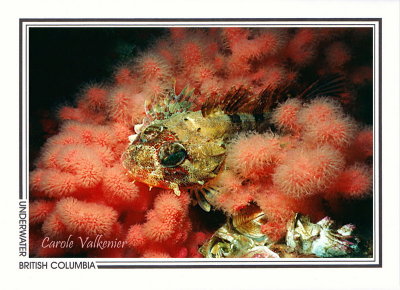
[29,28,166,166]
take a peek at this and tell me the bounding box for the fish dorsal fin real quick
[146,83,196,121]
[201,85,292,117]
[298,74,346,100]
[201,86,255,117]
[252,86,288,114]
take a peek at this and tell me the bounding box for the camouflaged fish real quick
[122,75,345,211]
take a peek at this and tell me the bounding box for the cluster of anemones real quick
[215,97,372,241]
[29,27,372,257]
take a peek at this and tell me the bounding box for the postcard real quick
[19,19,382,270]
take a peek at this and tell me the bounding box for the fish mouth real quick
[126,166,174,189]
[126,168,182,195]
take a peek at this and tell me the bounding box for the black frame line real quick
[19,18,382,269]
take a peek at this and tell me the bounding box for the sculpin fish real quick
[122,75,345,210]
[122,86,272,197]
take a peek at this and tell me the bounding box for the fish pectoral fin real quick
[170,183,181,196]
[191,189,211,212]
[190,186,221,212]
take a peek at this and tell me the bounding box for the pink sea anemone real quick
[325,42,352,69]
[42,212,67,239]
[125,191,194,257]
[29,200,55,224]
[330,164,372,198]
[255,188,297,242]
[77,86,108,113]
[225,133,284,181]
[273,145,345,198]
[214,170,255,214]
[298,98,344,125]
[101,165,140,208]
[301,116,357,149]
[181,40,204,68]
[285,29,317,65]
[38,169,79,198]
[347,128,373,162]
[271,98,302,134]
[137,54,171,81]
[55,197,119,238]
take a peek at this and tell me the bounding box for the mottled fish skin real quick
[122,109,271,195]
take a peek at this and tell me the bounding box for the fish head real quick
[122,117,226,195]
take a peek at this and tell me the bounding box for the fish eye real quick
[140,125,164,142]
[158,142,187,167]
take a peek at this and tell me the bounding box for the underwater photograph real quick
[28,25,375,259]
